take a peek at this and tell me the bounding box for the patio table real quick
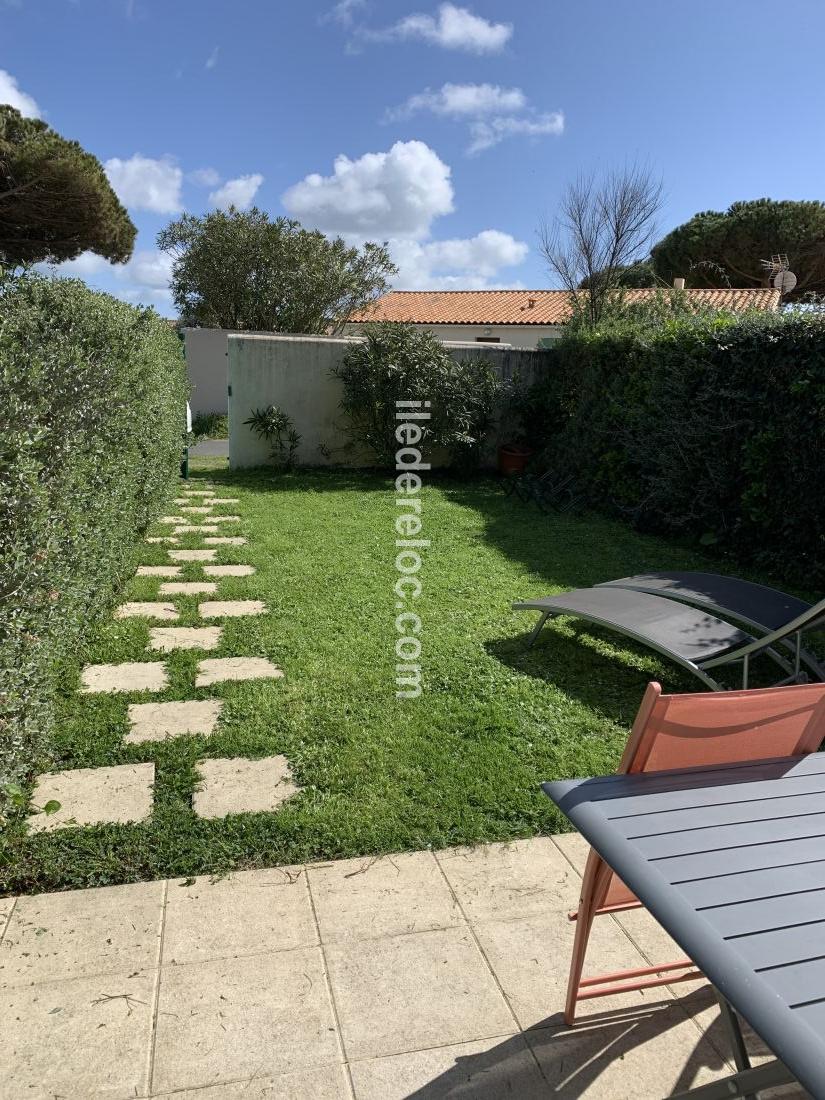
[544,752,825,1099]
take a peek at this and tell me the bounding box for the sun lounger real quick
[513,582,825,690]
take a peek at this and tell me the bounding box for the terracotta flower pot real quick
[498,443,534,476]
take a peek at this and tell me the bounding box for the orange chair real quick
[565,680,825,1025]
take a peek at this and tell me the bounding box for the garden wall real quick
[228,333,550,468]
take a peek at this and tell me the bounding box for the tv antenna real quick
[760,253,798,294]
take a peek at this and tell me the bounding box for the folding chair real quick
[565,680,825,1024]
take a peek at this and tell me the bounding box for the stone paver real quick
[169,548,218,561]
[2,970,156,1099]
[206,497,239,504]
[137,565,182,577]
[205,536,247,545]
[27,763,155,833]
[308,851,461,944]
[203,564,256,577]
[80,661,168,693]
[193,755,298,819]
[180,505,214,514]
[115,601,179,620]
[126,699,223,743]
[210,515,241,523]
[163,867,315,965]
[159,581,218,595]
[326,927,516,1061]
[0,881,163,985]
[195,656,283,686]
[180,489,214,495]
[151,949,340,1094]
[149,626,223,652]
[0,836,757,1099]
[173,524,219,533]
[159,515,187,524]
[349,1035,550,1100]
[198,599,266,618]
[146,535,178,544]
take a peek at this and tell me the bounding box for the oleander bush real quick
[0,272,188,814]
[519,308,825,584]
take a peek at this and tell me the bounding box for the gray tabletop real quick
[544,753,825,1098]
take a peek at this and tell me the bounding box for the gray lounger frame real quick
[514,588,825,691]
[599,572,825,684]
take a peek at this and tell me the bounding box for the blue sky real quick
[4,0,825,314]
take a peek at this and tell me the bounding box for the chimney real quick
[527,297,537,308]
[673,277,686,291]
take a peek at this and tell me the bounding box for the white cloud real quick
[188,167,221,187]
[372,3,512,53]
[467,111,565,154]
[126,249,173,289]
[282,140,453,239]
[205,46,219,69]
[390,230,528,289]
[0,69,41,117]
[323,0,365,25]
[104,154,183,213]
[39,247,174,313]
[389,82,525,120]
[209,173,264,211]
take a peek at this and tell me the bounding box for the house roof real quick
[349,288,782,326]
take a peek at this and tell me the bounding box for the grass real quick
[0,460,807,894]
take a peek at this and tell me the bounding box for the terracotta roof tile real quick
[349,288,781,326]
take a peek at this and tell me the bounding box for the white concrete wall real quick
[228,333,548,469]
[343,322,564,349]
[183,328,229,416]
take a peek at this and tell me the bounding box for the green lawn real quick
[0,462,800,894]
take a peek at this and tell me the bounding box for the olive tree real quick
[157,208,396,332]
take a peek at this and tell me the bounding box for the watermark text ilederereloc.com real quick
[394,400,429,699]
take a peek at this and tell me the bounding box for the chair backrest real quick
[596,682,825,913]
[620,681,825,775]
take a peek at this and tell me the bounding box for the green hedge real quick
[520,310,825,584]
[0,273,188,812]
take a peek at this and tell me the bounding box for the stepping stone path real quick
[193,756,297,819]
[159,581,217,595]
[81,661,168,694]
[30,481,297,834]
[115,601,179,620]
[196,657,283,686]
[198,600,266,618]
[126,700,223,743]
[28,763,155,832]
[149,627,223,652]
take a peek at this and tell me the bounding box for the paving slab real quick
[349,1034,550,1100]
[203,564,256,577]
[160,1067,352,1099]
[436,837,578,923]
[198,599,266,618]
[308,851,462,944]
[163,866,315,965]
[552,830,590,874]
[136,565,181,578]
[325,926,516,1061]
[169,548,218,561]
[149,626,223,652]
[146,535,179,544]
[0,880,163,986]
[80,661,168,694]
[114,601,179,621]
[195,656,283,686]
[180,506,214,514]
[126,699,223,744]
[27,763,155,833]
[207,497,240,504]
[526,1002,726,1097]
[1,969,156,1099]
[159,515,187,524]
[159,580,218,595]
[210,515,241,523]
[173,524,219,534]
[204,536,247,545]
[180,489,215,495]
[151,948,341,1094]
[193,755,298,819]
